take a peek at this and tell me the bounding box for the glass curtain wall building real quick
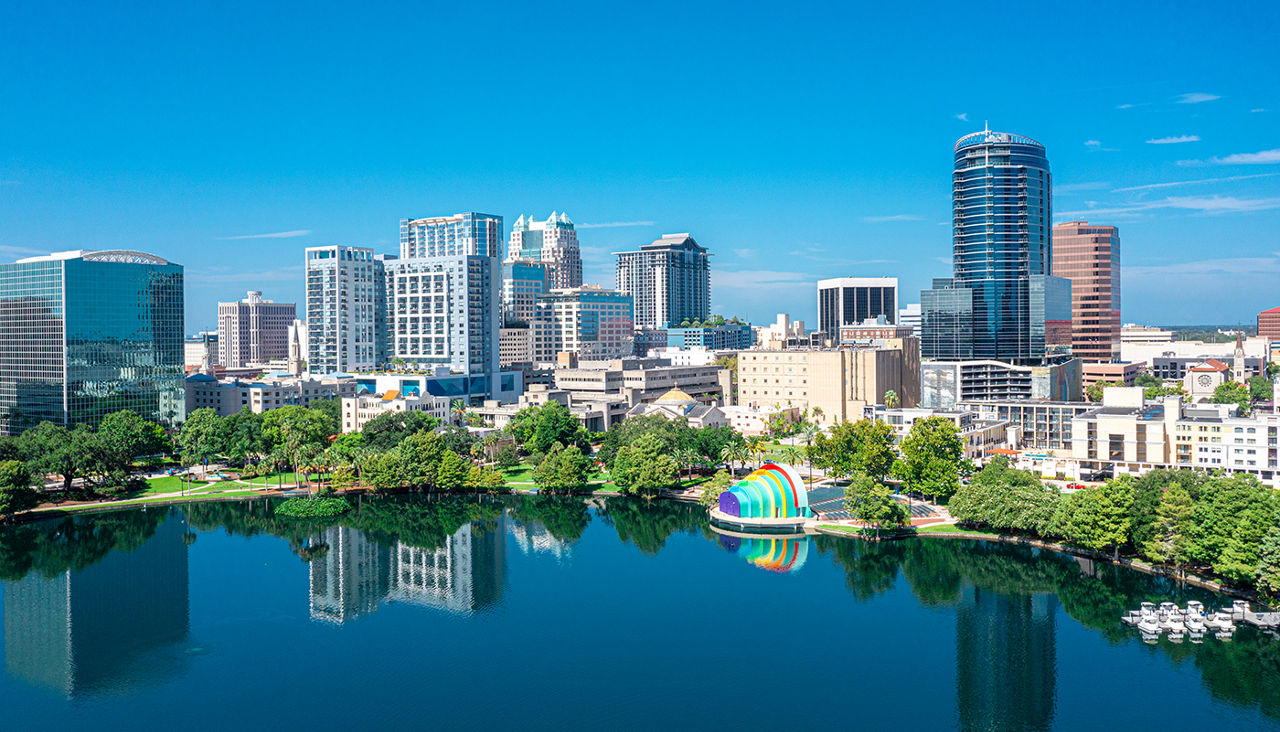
[923,128,1058,365]
[0,250,184,435]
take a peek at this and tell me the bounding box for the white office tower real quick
[217,290,297,368]
[507,212,583,289]
[383,254,499,375]
[305,246,382,374]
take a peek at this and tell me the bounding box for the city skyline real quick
[1,3,1278,330]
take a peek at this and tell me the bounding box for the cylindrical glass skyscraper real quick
[952,129,1052,364]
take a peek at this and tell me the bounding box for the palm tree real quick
[674,447,697,482]
[811,406,824,424]
[450,399,468,425]
[781,445,804,472]
[720,444,738,476]
[884,390,900,409]
[745,436,766,468]
[801,423,819,483]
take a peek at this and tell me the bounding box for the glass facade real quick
[950,130,1052,365]
[920,278,974,360]
[0,251,184,435]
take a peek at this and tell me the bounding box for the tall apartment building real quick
[817,277,898,340]
[1051,221,1121,362]
[501,259,552,325]
[305,246,382,374]
[532,286,635,363]
[383,255,499,376]
[615,233,710,329]
[507,212,582,289]
[0,250,185,434]
[399,212,503,258]
[216,290,296,368]
[921,127,1070,365]
[1259,306,1280,340]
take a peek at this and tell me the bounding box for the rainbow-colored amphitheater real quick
[717,462,810,520]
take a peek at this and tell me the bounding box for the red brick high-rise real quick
[1259,306,1280,340]
[1051,221,1120,362]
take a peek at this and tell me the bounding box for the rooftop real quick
[15,249,173,265]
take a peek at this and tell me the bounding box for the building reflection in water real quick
[2,515,190,696]
[308,513,506,623]
[955,585,1057,731]
[508,518,572,561]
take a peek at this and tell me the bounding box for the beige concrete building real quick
[341,391,450,433]
[499,326,534,367]
[737,341,920,425]
[217,291,297,369]
[862,405,1008,461]
[185,372,356,417]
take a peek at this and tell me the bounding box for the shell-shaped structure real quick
[717,463,809,519]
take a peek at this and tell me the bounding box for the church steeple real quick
[1233,331,1247,384]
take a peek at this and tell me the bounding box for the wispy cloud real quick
[215,229,311,240]
[1176,92,1220,104]
[1178,149,1280,166]
[1112,173,1280,193]
[1252,108,1267,113]
[861,214,922,223]
[1085,140,1102,148]
[0,243,46,259]
[1126,253,1280,279]
[577,220,655,229]
[1058,195,1280,219]
[1116,103,1139,110]
[1146,135,1200,145]
[955,113,968,122]
[732,248,754,258]
[1056,181,1111,193]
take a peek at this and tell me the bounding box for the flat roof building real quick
[1052,221,1121,363]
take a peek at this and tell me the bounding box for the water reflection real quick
[2,511,189,696]
[716,532,809,573]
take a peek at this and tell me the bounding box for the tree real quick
[781,445,805,472]
[673,446,699,481]
[1139,485,1194,575]
[20,422,89,494]
[1210,381,1252,415]
[222,409,264,467]
[97,410,169,475]
[1256,526,1280,599]
[612,434,680,495]
[0,460,39,520]
[883,390,899,409]
[398,430,446,489]
[892,417,963,503]
[450,398,468,425]
[532,443,591,493]
[361,410,440,450]
[495,445,520,469]
[435,450,471,491]
[264,406,333,484]
[844,473,909,539]
[1085,380,1122,403]
[508,401,589,454]
[1144,383,1186,400]
[1134,372,1162,388]
[699,469,736,506]
[692,425,742,466]
[308,397,342,427]
[1247,375,1273,403]
[811,419,896,481]
[1050,478,1134,560]
[466,464,507,492]
[949,456,1057,534]
[177,408,226,479]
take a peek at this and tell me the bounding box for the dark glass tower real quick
[923,128,1061,365]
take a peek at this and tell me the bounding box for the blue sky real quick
[1,1,1277,332]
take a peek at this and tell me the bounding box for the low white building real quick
[185,372,356,417]
[341,391,451,433]
[862,405,1008,461]
[719,405,799,436]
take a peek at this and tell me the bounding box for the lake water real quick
[1,495,1278,731]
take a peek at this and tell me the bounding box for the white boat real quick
[1231,600,1250,620]
[1159,603,1186,633]
[1184,604,1208,633]
[1136,602,1161,634]
[1204,611,1236,632]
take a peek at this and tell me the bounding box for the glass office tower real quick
[936,128,1053,365]
[0,250,184,435]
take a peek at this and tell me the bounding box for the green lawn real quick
[242,471,301,486]
[144,475,212,495]
[911,523,999,536]
[56,487,262,512]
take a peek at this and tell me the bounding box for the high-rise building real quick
[1051,221,1121,362]
[399,212,503,258]
[216,290,297,368]
[305,245,382,374]
[383,254,499,375]
[817,277,898,340]
[532,285,635,363]
[922,127,1063,365]
[614,233,710,329]
[1258,306,1280,340]
[0,249,185,435]
[507,212,582,289]
[501,259,553,325]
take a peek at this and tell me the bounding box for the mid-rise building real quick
[614,233,710,329]
[861,405,1009,461]
[217,290,297,368]
[960,399,1097,453]
[817,277,898,340]
[499,326,534,368]
[737,341,921,424]
[399,212,503,258]
[899,304,922,337]
[1120,324,1174,344]
[1259,306,1280,340]
[184,332,218,370]
[921,358,1082,409]
[341,390,450,433]
[0,250,185,434]
[1081,361,1142,389]
[532,286,634,363]
[185,372,357,417]
[666,322,755,350]
[305,245,382,374]
[1052,221,1121,362]
[507,212,582,289]
[501,259,552,325]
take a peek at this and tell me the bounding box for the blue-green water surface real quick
[1,496,1278,731]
